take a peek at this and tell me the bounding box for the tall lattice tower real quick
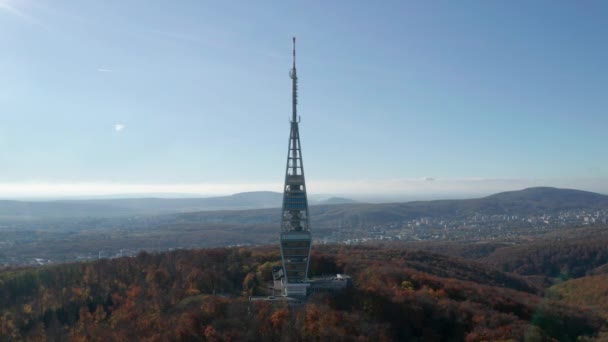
[279,37,312,290]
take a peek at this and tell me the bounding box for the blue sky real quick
[0,1,607,199]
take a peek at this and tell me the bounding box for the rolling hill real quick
[0,187,605,224]
[0,191,285,220]
[170,187,608,229]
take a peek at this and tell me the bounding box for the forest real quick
[2,227,608,341]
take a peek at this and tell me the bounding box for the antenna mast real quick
[290,37,298,123]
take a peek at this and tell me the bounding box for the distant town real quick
[2,206,608,267]
[323,209,608,244]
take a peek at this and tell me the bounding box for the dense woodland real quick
[481,227,608,279]
[2,228,608,341]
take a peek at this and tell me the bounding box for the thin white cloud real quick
[0,1,48,30]
[97,68,113,73]
[114,123,125,132]
[423,177,436,182]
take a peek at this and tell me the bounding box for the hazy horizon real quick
[0,178,606,202]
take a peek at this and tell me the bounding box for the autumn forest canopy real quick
[1,225,608,341]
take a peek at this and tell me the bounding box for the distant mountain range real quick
[0,191,357,221]
[0,187,605,222]
[313,186,608,226]
[169,187,608,228]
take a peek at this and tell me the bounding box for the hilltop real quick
[333,186,608,223]
[0,241,606,341]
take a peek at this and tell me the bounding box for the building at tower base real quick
[272,266,352,297]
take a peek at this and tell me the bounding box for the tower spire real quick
[279,37,312,290]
